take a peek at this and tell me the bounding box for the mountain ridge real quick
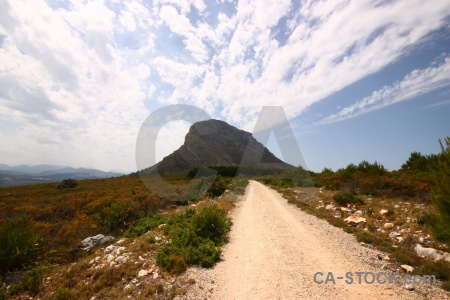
[144,119,293,174]
[0,164,124,187]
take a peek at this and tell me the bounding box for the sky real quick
[1,0,450,173]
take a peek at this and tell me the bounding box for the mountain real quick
[145,119,293,174]
[0,164,124,187]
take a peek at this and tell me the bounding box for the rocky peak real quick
[145,119,291,174]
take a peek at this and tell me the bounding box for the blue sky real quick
[0,0,449,173]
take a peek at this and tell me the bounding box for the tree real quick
[57,179,78,189]
[429,137,450,246]
[401,151,438,173]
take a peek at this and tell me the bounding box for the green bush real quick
[333,192,364,206]
[10,266,49,296]
[57,179,78,189]
[442,281,450,292]
[415,261,450,281]
[185,240,221,267]
[192,205,231,245]
[429,137,450,247]
[98,201,129,231]
[0,218,39,273]
[156,206,231,273]
[356,232,375,244]
[124,213,163,238]
[207,176,229,198]
[156,245,187,275]
[385,209,395,217]
[391,247,422,266]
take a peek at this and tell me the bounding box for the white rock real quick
[104,254,115,264]
[344,216,366,227]
[325,204,334,210]
[401,264,414,273]
[80,234,115,251]
[138,270,148,277]
[383,223,394,230]
[415,244,450,262]
[354,210,363,217]
[158,224,166,228]
[380,209,388,215]
[115,255,128,264]
[389,232,401,238]
[105,245,125,254]
[396,237,404,242]
[153,271,159,279]
[405,283,414,291]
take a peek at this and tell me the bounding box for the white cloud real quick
[1,0,450,171]
[319,56,450,124]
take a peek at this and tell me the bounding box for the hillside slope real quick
[145,119,293,174]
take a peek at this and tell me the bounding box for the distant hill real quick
[143,119,293,175]
[0,164,124,187]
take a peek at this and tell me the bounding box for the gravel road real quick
[178,180,449,300]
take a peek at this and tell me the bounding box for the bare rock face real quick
[145,119,292,174]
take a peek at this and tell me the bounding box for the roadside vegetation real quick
[1,137,449,297]
[0,173,242,299]
[259,137,450,291]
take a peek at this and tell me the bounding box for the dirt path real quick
[210,181,430,300]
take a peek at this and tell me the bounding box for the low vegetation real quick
[157,205,231,274]
[1,137,449,297]
[0,174,239,299]
[260,137,450,291]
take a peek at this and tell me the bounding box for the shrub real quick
[356,232,375,244]
[57,179,78,189]
[124,213,162,238]
[333,192,364,206]
[184,240,220,267]
[385,209,395,217]
[0,218,39,273]
[98,201,129,231]
[156,205,231,273]
[391,247,422,266]
[156,245,187,275]
[207,176,229,198]
[415,261,450,281]
[192,205,231,245]
[10,266,49,296]
[442,281,450,292]
[429,137,450,247]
